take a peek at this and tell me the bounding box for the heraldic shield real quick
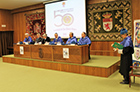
[102,12,113,32]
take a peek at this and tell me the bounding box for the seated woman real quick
[35,33,43,44]
[42,33,51,44]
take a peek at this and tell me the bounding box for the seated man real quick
[42,33,51,44]
[51,33,63,45]
[35,33,43,44]
[66,32,77,45]
[23,33,33,44]
[78,32,91,59]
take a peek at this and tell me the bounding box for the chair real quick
[7,46,13,54]
[129,65,140,87]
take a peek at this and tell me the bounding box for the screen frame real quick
[44,0,87,39]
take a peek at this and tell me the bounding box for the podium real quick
[14,45,89,64]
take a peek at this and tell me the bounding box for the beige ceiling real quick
[0,0,47,10]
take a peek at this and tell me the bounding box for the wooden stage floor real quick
[2,55,120,77]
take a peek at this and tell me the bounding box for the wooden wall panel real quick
[13,14,18,43]
[0,10,2,30]
[87,0,106,4]
[0,11,1,29]
[11,3,44,14]
[132,0,140,20]
[132,0,140,40]
[90,41,121,56]
[0,10,13,31]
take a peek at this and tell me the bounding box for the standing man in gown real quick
[118,28,134,84]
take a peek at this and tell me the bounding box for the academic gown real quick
[52,36,63,44]
[78,36,91,45]
[78,36,91,59]
[66,36,77,45]
[42,37,51,44]
[23,36,33,43]
[119,36,134,78]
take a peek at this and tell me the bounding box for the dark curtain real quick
[0,31,13,57]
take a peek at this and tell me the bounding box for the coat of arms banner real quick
[88,0,132,41]
[25,12,45,41]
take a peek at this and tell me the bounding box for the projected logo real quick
[63,14,74,26]
[54,13,74,27]
[62,2,65,7]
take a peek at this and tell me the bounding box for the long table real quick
[14,44,89,64]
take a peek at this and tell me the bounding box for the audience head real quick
[81,32,86,38]
[69,32,74,38]
[25,33,29,38]
[54,33,58,38]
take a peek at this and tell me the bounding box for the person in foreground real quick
[42,33,50,44]
[66,32,77,45]
[118,28,134,84]
[78,32,91,59]
[51,33,63,45]
[23,33,33,44]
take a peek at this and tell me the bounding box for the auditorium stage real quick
[2,55,120,77]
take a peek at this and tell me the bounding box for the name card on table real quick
[20,46,24,55]
[63,48,69,58]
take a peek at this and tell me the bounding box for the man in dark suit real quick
[42,33,50,44]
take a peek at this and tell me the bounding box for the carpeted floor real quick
[0,57,139,92]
